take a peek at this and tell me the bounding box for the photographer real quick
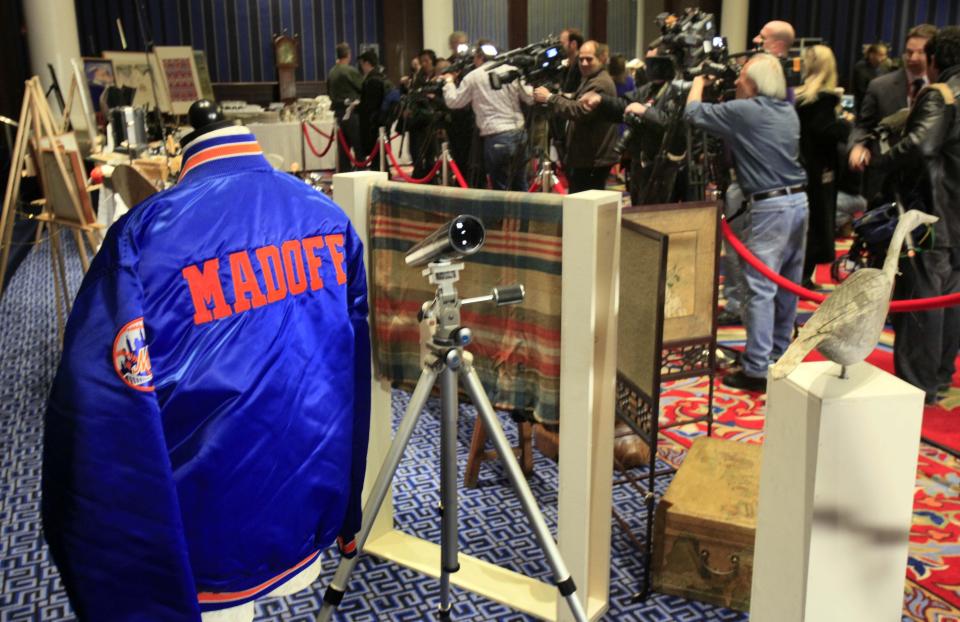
[358,49,388,162]
[868,26,960,403]
[406,49,442,179]
[579,54,687,204]
[534,41,619,193]
[442,40,533,191]
[683,54,808,392]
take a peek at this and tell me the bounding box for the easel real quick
[0,77,104,340]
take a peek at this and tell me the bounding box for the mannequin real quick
[180,99,233,147]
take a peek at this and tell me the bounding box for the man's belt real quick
[750,184,806,203]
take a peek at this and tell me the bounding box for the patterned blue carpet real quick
[0,232,748,621]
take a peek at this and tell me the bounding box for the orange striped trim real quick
[179,142,263,181]
[197,550,319,604]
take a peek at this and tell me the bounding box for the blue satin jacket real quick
[42,128,371,620]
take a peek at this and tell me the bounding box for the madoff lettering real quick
[181,234,348,325]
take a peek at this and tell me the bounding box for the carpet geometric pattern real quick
[0,231,957,620]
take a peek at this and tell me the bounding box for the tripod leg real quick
[438,366,459,619]
[460,363,588,622]
[316,367,439,622]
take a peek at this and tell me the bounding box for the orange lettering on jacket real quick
[182,233,349,325]
[182,259,233,325]
[302,235,326,291]
[230,250,268,313]
[325,234,347,285]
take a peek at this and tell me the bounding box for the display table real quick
[751,361,923,622]
[248,120,411,173]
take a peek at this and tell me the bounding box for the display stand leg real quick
[72,228,89,272]
[48,222,64,341]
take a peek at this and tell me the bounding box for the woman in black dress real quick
[795,45,848,288]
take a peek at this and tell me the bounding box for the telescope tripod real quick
[318,260,587,622]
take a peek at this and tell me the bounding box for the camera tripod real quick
[317,258,588,622]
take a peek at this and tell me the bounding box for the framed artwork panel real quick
[622,202,720,343]
[618,220,667,399]
[102,50,170,112]
[154,46,202,115]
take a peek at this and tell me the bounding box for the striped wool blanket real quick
[369,181,564,423]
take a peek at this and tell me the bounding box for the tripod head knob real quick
[445,349,463,370]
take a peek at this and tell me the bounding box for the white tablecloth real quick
[246,120,411,172]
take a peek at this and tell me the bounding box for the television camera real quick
[484,38,565,90]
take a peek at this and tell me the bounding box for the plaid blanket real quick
[369,182,564,423]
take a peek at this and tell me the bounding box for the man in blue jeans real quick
[442,39,532,190]
[682,54,808,392]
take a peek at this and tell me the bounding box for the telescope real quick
[404,215,485,267]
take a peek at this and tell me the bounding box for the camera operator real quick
[867,26,960,404]
[406,49,442,179]
[683,54,808,392]
[579,53,686,204]
[534,41,619,193]
[442,40,533,191]
[445,31,478,185]
[357,49,388,162]
[559,29,585,94]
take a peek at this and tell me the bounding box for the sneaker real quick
[717,310,741,326]
[722,370,767,393]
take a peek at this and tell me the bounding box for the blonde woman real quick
[795,45,847,287]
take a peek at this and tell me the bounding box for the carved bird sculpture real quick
[770,209,939,380]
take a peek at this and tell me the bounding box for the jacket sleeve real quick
[337,224,371,541]
[683,99,743,140]
[443,75,473,110]
[593,93,628,123]
[42,225,200,621]
[549,90,601,122]
[848,80,882,151]
[872,88,951,171]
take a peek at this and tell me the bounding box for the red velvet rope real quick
[720,218,960,313]
[301,122,335,158]
[528,179,540,192]
[447,158,469,189]
[336,129,380,167]
[384,142,442,183]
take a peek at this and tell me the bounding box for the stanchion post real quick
[441,141,450,187]
[378,127,386,173]
[541,160,553,193]
[334,120,341,173]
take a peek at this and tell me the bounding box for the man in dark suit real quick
[848,24,938,199]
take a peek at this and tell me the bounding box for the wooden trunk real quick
[651,436,761,612]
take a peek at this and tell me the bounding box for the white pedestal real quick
[751,361,923,622]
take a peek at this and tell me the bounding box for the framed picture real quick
[193,50,215,101]
[154,46,202,115]
[618,220,667,399]
[81,57,114,115]
[102,50,169,112]
[622,202,720,343]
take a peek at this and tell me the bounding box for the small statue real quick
[770,209,938,380]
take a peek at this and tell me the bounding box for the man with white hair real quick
[682,54,808,392]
